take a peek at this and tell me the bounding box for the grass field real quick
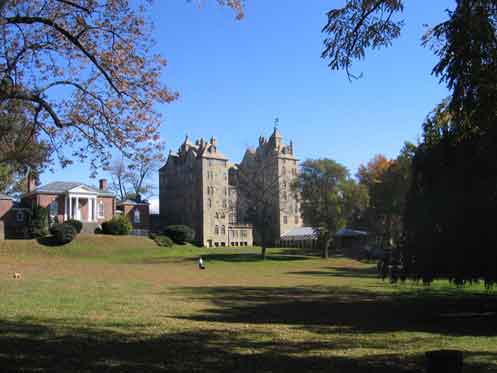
[0,235,496,372]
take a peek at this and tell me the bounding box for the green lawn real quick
[0,235,496,372]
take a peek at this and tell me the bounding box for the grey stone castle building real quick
[159,128,302,247]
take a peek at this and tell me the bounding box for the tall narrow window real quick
[133,209,141,224]
[221,225,225,235]
[49,200,58,217]
[98,201,105,218]
[208,199,212,208]
[215,225,219,235]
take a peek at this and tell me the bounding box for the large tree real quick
[295,159,368,259]
[0,0,243,177]
[107,151,162,201]
[324,0,497,284]
[235,151,292,259]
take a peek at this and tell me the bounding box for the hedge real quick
[65,219,83,233]
[102,215,132,235]
[163,225,195,244]
[50,223,77,244]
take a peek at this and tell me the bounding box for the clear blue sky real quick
[44,0,453,195]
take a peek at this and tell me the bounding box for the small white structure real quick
[278,227,318,248]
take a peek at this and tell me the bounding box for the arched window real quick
[133,209,141,224]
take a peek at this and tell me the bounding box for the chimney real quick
[27,173,36,193]
[99,178,108,191]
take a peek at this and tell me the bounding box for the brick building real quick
[0,178,150,238]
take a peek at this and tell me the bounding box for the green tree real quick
[0,102,48,193]
[357,144,415,249]
[323,0,497,284]
[295,159,368,258]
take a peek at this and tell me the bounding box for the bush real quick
[28,205,49,238]
[51,223,77,244]
[65,219,83,233]
[163,225,195,244]
[153,235,174,247]
[102,215,132,235]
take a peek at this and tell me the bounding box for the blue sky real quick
[45,0,454,202]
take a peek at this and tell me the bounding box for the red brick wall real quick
[35,194,66,223]
[97,196,115,223]
[120,203,150,229]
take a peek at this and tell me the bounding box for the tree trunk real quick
[261,245,267,259]
[323,238,331,259]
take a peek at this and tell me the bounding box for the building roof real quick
[117,199,149,206]
[281,227,317,240]
[335,228,368,237]
[29,181,114,197]
[0,193,13,200]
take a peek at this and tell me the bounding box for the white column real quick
[75,197,79,220]
[64,194,68,221]
[94,197,97,221]
[69,195,72,219]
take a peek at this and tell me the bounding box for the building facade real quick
[159,128,302,247]
[0,178,150,238]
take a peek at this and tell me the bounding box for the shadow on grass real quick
[186,253,311,263]
[288,265,379,279]
[36,236,64,247]
[1,317,496,372]
[174,286,497,337]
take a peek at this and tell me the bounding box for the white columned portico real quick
[65,193,99,222]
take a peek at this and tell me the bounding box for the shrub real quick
[163,225,195,244]
[153,235,174,247]
[51,223,77,245]
[102,215,132,235]
[65,219,83,233]
[28,205,49,238]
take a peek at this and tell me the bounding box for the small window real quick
[133,209,141,224]
[215,225,219,235]
[208,199,212,208]
[221,225,225,235]
[98,201,105,218]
